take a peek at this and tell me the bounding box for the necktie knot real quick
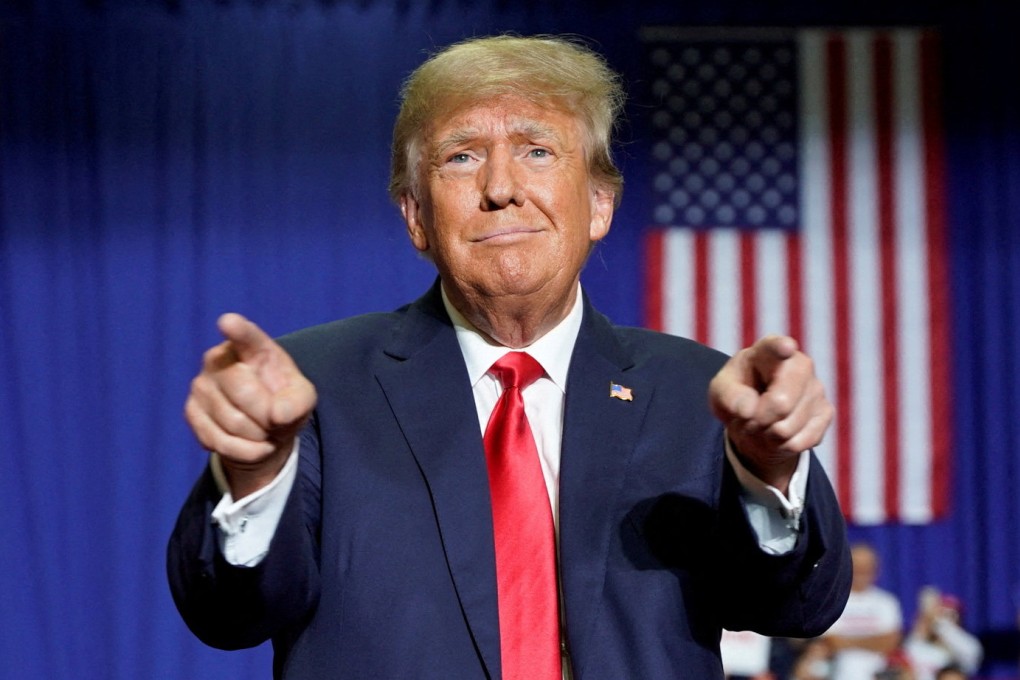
[489,352,544,391]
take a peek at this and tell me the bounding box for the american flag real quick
[641,27,951,524]
[610,382,634,402]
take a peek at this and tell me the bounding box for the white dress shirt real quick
[211,284,809,567]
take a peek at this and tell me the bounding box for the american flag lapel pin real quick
[609,382,633,402]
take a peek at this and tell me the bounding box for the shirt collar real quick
[441,282,583,393]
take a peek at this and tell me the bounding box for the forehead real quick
[424,96,584,149]
[851,546,877,566]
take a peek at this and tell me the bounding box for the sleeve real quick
[210,443,299,567]
[726,442,810,555]
[166,421,323,650]
[715,451,853,638]
[933,618,984,672]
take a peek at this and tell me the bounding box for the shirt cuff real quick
[725,440,811,555]
[209,442,300,567]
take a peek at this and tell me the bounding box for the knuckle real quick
[201,344,222,366]
[770,419,797,442]
[183,397,199,425]
[207,431,235,458]
[190,373,213,400]
[223,408,255,437]
[786,433,813,455]
[230,379,261,405]
[188,419,218,452]
[765,390,794,416]
[820,401,835,425]
[303,378,318,400]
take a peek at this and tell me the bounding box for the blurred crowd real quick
[721,543,989,680]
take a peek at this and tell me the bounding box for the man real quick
[168,35,851,679]
[822,543,904,680]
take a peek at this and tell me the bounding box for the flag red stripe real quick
[694,231,710,344]
[644,229,665,332]
[921,30,952,517]
[874,33,902,519]
[827,35,854,512]
[740,233,758,348]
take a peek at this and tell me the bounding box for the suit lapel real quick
[374,283,501,679]
[558,297,652,675]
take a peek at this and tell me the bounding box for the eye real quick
[448,152,472,164]
[528,148,550,159]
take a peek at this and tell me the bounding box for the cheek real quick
[428,184,476,230]
[535,177,590,220]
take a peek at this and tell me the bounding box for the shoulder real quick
[848,587,902,612]
[275,308,408,379]
[874,587,904,611]
[607,323,730,381]
[279,310,399,354]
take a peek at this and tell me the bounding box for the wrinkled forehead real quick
[419,94,587,156]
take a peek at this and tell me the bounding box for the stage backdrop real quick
[1,1,1017,678]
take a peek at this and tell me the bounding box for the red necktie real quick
[483,352,560,680]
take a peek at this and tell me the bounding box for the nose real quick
[480,147,524,210]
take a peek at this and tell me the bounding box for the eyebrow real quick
[432,129,481,159]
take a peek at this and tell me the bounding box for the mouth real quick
[471,227,543,243]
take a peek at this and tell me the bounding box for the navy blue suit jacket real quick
[168,281,851,679]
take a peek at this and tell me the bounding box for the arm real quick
[825,630,902,655]
[931,617,983,672]
[166,436,322,650]
[709,335,851,636]
[715,450,852,638]
[167,314,321,649]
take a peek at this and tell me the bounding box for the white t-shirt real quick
[826,586,903,680]
[904,617,984,680]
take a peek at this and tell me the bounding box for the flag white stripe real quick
[798,30,838,478]
[756,230,790,338]
[893,30,934,523]
[709,230,741,355]
[847,31,886,524]
[664,229,696,340]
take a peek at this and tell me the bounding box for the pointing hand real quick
[708,335,832,493]
[184,313,317,497]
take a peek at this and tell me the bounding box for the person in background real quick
[933,665,968,680]
[821,543,904,680]
[789,638,833,680]
[903,588,983,680]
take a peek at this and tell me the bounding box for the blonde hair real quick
[388,34,625,204]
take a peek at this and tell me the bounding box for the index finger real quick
[747,334,799,385]
[217,313,276,362]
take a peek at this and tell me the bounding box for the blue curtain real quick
[1,1,1017,678]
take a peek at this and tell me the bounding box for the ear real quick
[400,193,430,253]
[588,187,615,243]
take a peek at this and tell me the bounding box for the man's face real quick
[850,545,878,592]
[400,96,614,319]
